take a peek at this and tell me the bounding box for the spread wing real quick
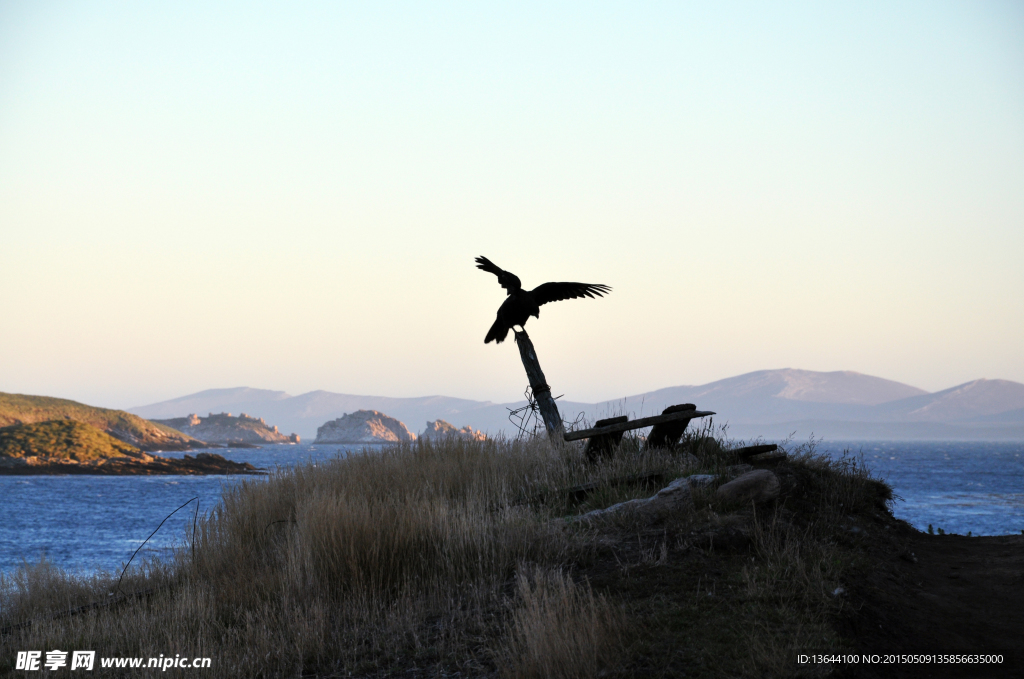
[531,282,611,306]
[475,256,522,293]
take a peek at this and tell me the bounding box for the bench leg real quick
[584,416,628,461]
[644,404,696,450]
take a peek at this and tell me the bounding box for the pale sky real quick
[1,1,1022,409]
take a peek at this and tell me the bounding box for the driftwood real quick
[564,408,715,442]
[567,475,695,524]
[513,330,564,441]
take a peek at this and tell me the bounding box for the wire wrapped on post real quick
[507,387,541,440]
[512,329,565,442]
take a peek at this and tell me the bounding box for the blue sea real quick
[815,440,1024,538]
[0,444,356,576]
[0,441,1021,575]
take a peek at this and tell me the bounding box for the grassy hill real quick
[0,420,141,461]
[0,419,261,475]
[4,433,1018,674]
[0,392,199,450]
[0,433,899,675]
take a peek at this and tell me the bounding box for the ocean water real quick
[0,440,1021,575]
[0,444,357,576]
[814,440,1024,538]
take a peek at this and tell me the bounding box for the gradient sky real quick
[1,1,1022,409]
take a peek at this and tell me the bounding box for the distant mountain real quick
[863,379,1024,422]
[128,388,292,420]
[645,369,927,406]
[580,373,1024,440]
[579,369,928,425]
[129,370,1024,442]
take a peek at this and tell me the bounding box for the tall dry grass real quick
[499,566,621,679]
[1,435,697,677]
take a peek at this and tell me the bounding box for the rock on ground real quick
[315,410,417,444]
[686,474,717,489]
[574,475,696,523]
[419,419,486,442]
[715,469,780,505]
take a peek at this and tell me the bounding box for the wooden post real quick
[513,329,564,442]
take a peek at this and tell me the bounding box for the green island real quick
[0,392,199,451]
[0,393,261,476]
[1,432,1018,676]
[0,419,259,475]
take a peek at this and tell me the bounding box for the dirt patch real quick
[836,527,1024,678]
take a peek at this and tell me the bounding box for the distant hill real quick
[154,412,300,444]
[862,379,1024,422]
[131,387,292,420]
[581,369,929,424]
[640,369,927,407]
[0,392,199,451]
[0,419,259,475]
[593,373,1024,441]
[129,370,1024,442]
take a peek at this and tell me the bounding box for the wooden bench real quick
[563,404,715,460]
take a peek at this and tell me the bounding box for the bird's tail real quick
[485,319,510,344]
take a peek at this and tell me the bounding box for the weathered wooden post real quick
[513,329,564,442]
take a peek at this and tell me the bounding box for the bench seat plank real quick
[564,409,716,442]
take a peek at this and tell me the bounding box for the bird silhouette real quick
[475,256,611,344]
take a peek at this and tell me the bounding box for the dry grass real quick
[499,565,622,679]
[0,420,142,461]
[0,431,894,678]
[737,508,845,676]
[0,436,668,677]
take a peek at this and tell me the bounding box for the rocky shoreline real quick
[0,451,262,475]
[419,419,486,442]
